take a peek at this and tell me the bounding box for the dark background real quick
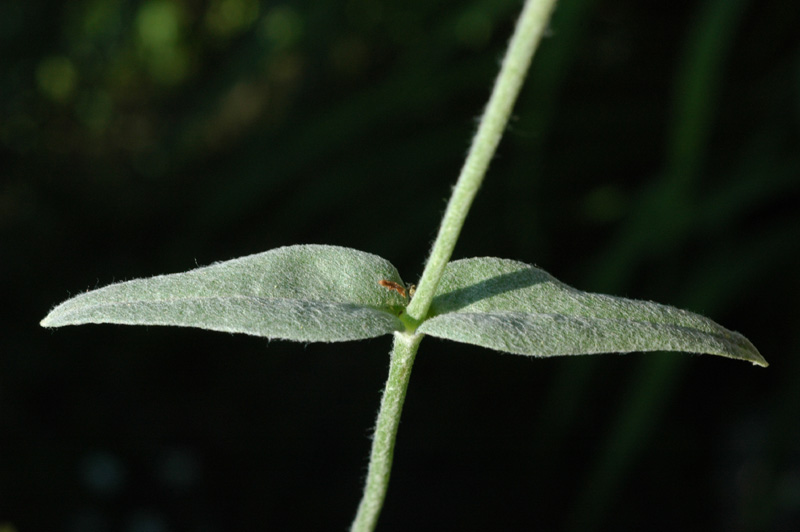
[2,0,799,530]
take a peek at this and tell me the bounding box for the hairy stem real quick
[406,0,559,325]
[350,1,558,530]
[350,333,423,532]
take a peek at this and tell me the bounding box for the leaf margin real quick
[416,257,767,367]
[41,244,408,343]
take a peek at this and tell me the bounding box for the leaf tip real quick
[738,337,767,368]
[40,306,65,328]
[739,343,768,367]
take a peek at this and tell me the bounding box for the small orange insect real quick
[378,279,407,298]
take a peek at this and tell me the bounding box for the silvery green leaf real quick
[41,245,407,342]
[417,258,766,366]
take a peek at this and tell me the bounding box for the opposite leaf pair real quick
[41,244,766,367]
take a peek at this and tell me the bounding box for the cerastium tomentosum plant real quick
[41,0,766,530]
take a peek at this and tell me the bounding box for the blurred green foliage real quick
[2,0,799,530]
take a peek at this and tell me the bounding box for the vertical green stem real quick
[405,0,559,325]
[351,1,558,530]
[350,332,423,532]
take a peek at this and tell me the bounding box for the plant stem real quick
[406,0,559,325]
[350,1,558,530]
[350,332,423,532]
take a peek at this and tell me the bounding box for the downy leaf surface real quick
[41,245,407,342]
[417,258,766,366]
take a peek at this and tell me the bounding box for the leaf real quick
[417,258,766,366]
[41,245,408,342]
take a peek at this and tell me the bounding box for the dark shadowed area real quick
[2,0,799,530]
